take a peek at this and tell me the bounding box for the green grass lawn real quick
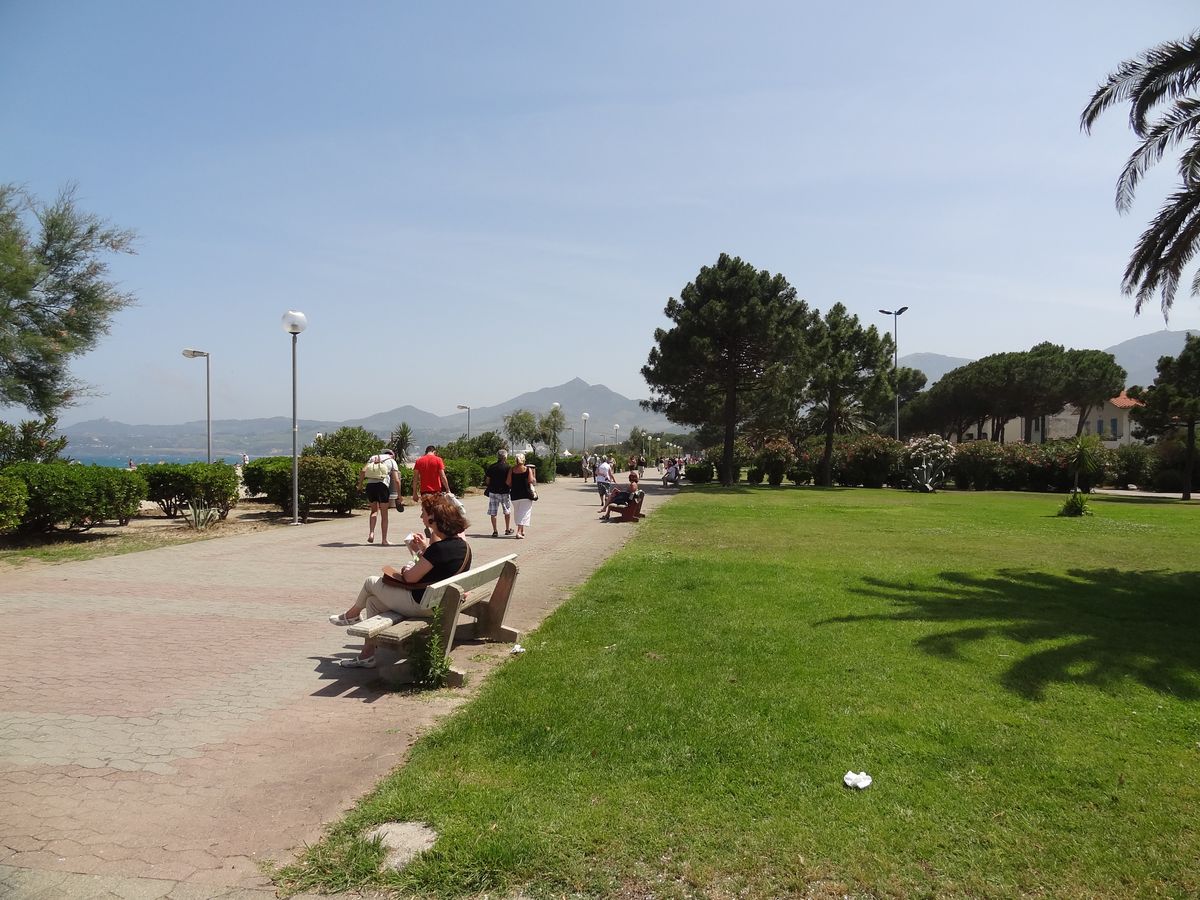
[280,488,1200,899]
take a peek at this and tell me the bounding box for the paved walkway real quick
[0,473,675,899]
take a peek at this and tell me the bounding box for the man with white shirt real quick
[593,455,617,506]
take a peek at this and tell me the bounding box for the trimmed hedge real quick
[685,461,715,483]
[259,456,359,519]
[950,439,1115,492]
[0,474,29,534]
[443,459,485,495]
[2,463,147,531]
[556,457,584,477]
[140,462,240,519]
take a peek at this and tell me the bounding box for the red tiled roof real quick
[1111,390,1143,409]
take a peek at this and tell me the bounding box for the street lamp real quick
[581,412,589,452]
[281,310,308,526]
[613,424,619,449]
[878,306,909,440]
[457,404,471,440]
[566,426,575,451]
[181,349,211,463]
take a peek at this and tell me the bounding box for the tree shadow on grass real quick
[821,569,1200,700]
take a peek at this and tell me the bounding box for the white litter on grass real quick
[843,770,873,789]
[510,643,526,654]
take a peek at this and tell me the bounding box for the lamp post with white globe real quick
[281,311,308,526]
[581,412,589,453]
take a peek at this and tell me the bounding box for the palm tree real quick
[1082,31,1200,318]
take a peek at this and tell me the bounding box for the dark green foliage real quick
[140,464,193,517]
[1063,349,1127,435]
[950,439,1115,492]
[1057,491,1092,517]
[1115,442,1153,486]
[0,185,136,414]
[951,441,1003,490]
[835,433,904,488]
[1129,334,1200,498]
[439,431,505,461]
[1082,31,1200,315]
[643,253,816,485]
[241,456,287,496]
[0,415,69,465]
[807,303,893,485]
[442,459,484,495]
[388,422,414,461]
[684,461,714,483]
[304,426,384,465]
[1152,468,1187,492]
[187,462,240,519]
[745,466,765,485]
[0,473,28,533]
[502,410,538,449]
[556,457,584,477]
[270,456,359,518]
[3,462,146,531]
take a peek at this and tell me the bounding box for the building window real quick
[1097,418,1104,435]
[1033,418,1040,432]
[1111,417,1119,437]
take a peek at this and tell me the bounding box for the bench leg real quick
[474,561,520,643]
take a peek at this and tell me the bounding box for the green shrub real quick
[1057,491,1092,517]
[263,456,359,518]
[140,463,194,517]
[3,463,147,531]
[754,439,795,487]
[443,459,485,495]
[241,456,288,496]
[1150,438,1199,490]
[745,467,765,485]
[303,426,384,464]
[796,436,839,486]
[186,462,240,519]
[1115,443,1152,486]
[1152,468,1186,493]
[835,433,903,488]
[951,440,1002,490]
[556,457,584,477]
[0,474,29,534]
[685,461,715,483]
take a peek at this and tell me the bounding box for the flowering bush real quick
[755,438,796,487]
[903,435,955,492]
[834,433,904,488]
[951,440,1003,490]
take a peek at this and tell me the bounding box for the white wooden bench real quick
[345,553,520,687]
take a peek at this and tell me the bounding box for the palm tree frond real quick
[1122,184,1200,316]
[1117,99,1200,211]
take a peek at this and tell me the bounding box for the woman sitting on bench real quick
[328,494,471,668]
[599,471,639,520]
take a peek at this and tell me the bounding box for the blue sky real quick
[4,1,1199,426]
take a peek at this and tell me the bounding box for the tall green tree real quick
[1082,31,1200,317]
[806,303,892,486]
[642,253,815,485]
[1013,343,1068,443]
[1,184,136,413]
[537,406,567,457]
[868,365,926,437]
[1129,333,1200,499]
[502,409,538,450]
[1062,349,1127,435]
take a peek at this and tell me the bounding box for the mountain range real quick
[898,329,1198,388]
[61,378,678,461]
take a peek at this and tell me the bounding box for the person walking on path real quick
[593,455,617,506]
[484,448,514,537]
[412,444,450,503]
[506,452,537,539]
[358,449,402,545]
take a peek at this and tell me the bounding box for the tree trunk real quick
[721,382,737,487]
[1075,405,1091,437]
[818,394,838,487]
[1184,420,1195,502]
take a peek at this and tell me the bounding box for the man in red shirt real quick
[412,445,450,503]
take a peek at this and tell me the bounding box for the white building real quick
[957,391,1144,446]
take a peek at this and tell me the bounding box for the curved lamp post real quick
[581,412,589,453]
[281,310,308,526]
[181,349,211,463]
[879,306,909,440]
[457,404,471,440]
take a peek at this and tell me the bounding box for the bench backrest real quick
[419,553,518,609]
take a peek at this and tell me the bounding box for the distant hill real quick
[59,378,677,461]
[897,352,973,385]
[1103,329,1199,389]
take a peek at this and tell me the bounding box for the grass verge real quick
[279,488,1200,899]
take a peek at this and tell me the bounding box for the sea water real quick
[71,454,246,468]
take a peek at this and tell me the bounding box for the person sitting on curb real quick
[599,471,639,520]
[328,494,471,669]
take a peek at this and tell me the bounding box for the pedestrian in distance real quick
[359,448,402,545]
[506,452,537,539]
[412,444,450,504]
[484,448,514,537]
